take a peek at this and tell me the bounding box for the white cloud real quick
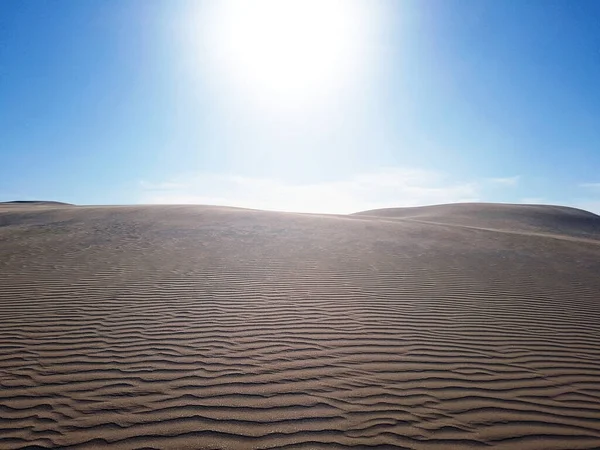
[486,176,520,187]
[138,168,481,214]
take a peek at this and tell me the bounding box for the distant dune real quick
[1,203,600,449]
[0,200,74,206]
[355,202,600,238]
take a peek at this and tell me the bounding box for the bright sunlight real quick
[197,0,380,112]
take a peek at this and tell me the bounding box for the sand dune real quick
[0,200,74,206]
[355,203,600,239]
[1,203,600,449]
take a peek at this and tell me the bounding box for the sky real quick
[1,0,600,213]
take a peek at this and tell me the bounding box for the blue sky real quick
[1,0,599,213]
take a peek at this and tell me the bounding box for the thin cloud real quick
[139,181,185,191]
[139,168,480,214]
[520,197,546,204]
[579,182,600,190]
[487,176,520,187]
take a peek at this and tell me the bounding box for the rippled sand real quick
[1,202,600,449]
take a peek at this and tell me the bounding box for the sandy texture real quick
[1,203,600,449]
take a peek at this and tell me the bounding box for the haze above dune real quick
[1,202,600,449]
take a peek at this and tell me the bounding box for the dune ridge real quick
[1,203,600,449]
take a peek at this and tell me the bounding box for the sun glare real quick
[198,0,377,112]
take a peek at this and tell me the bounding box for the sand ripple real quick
[1,204,600,449]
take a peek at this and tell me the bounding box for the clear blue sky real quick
[1,0,599,213]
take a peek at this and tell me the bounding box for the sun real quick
[197,0,375,111]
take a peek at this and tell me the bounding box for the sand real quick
[1,202,600,449]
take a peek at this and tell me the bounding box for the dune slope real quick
[354,203,600,239]
[1,204,600,449]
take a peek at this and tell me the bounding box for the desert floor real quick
[1,202,600,449]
